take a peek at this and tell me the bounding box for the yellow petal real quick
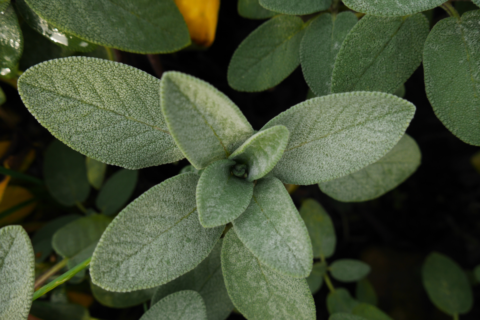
[0,186,36,227]
[175,0,220,47]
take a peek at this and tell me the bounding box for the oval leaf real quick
[423,10,480,146]
[228,15,305,92]
[23,0,190,53]
[307,261,327,294]
[300,12,358,96]
[161,71,254,169]
[352,303,393,320]
[233,177,312,278]
[0,0,10,12]
[238,0,276,19]
[259,0,332,15]
[96,169,138,216]
[319,134,421,202]
[18,57,184,169]
[422,252,473,315]
[0,225,35,320]
[0,4,23,78]
[221,229,316,320]
[327,288,359,314]
[229,125,290,182]
[197,160,254,228]
[86,157,106,190]
[90,173,224,291]
[262,92,416,185]
[330,259,371,282]
[356,279,378,306]
[142,291,207,320]
[91,283,156,309]
[474,0,480,7]
[30,301,90,320]
[343,0,445,17]
[332,14,429,94]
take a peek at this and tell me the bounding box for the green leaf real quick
[319,134,421,202]
[474,0,480,8]
[259,0,332,15]
[423,10,480,146]
[330,314,367,320]
[90,173,224,292]
[86,157,107,190]
[331,14,429,94]
[327,288,359,314]
[0,4,23,78]
[356,279,378,306]
[352,303,393,320]
[96,169,138,216]
[330,259,371,282]
[221,229,316,320]
[229,125,289,182]
[18,57,184,169]
[393,84,406,98]
[23,0,190,54]
[228,15,306,92]
[299,199,336,259]
[44,140,90,206]
[307,261,327,294]
[300,12,357,97]
[197,160,253,228]
[262,92,416,185]
[422,252,473,315]
[342,0,444,17]
[151,240,233,320]
[142,291,207,320]
[474,265,480,283]
[91,282,156,309]
[233,177,312,278]
[160,71,254,169]
[30,301,89,320]
[0,225,35,320]
[238,0,276,19]
[0,0,10,12]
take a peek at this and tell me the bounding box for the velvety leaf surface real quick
[422,252,473,315]
[229,125,289,181]
[151,240,233,320]
[233,177,312,278]
[0,226,35,320]
[394,84,406,98]
[23,0,190,53]
[90,173,224,291]
[30,302,90,320]
[262,92,415,185]
[330,314,366,320]
[300,12,357,96]
[44,140,90,206]
[330,259,371,282]
[197,160,253,228]
[343,0,444,17]
[18,57,183,169]
[221,229,316,320]
[356,279,378,306]
[96,169,138,216]
[0,0,10,12]
[352,303,393,320]
[299,199,336,259]
[0,4,23,78]
[86,157,106,190]
[327,288,359,314]
[319,134,421,202]
[307,261,327,294]
[142,291,207,320]
[259,0,332,15]
[228,15,306,92]
[474,0,480,7]
[331,14,429,94]
[423,10,480,146]
[91,283,156,309]
[161,72,253,169]
[238,0,276,19]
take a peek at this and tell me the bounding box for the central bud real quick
[232,163,247,178]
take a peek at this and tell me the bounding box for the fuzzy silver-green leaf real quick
[259,0,332,15]
[91,283,156,309]
[86,157,106,190]
[238,0,276,19]
[142,291,207,320]
[330,259,371,283]
[96,169,138,216]
[0,4,22,78]
[342,0,445,17]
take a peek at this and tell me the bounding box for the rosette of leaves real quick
[18,57,415,319]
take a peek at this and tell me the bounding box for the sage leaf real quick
[90,173,224,292]
[91,282,156,309]
[18,57,184,169]
[228,15,306,92]
[197,160,254,228]
[23,0,190,53]
[142,291,207,320]
[343,0,445,17]
[394,84,406,98]
[262,92,415,185]
[0,4,23,78]
[307,261,327,294]
[423,10,480,146]
[330,259,371,282]
[96,169,138,216]
[30,301,90,320]
[319,134,421,202]
[229,125,289,182]
[259,0,332,15]
[238,0,276,19]
[86,157,107,190]
[474,0,480,8]
[422,252,473,315]
[233,177,312,278]
[356,279,378,306]
[330,315,367,320]
[161,72,254,169]
[0,0,10,12]
[151,240,234,320]
[0,225,35,320]
[332,14,429,94]
[221,229,316,320]
[327,288,359,314]
[352,303,393,320]
[300,12,358,97]
[44,140,90,207]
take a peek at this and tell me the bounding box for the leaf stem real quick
[143,302,148,312]
[331,0,342,13]
[34,259,69,289]
[324,273,335,292]
[76,202,87,214]
[453,314,459,320]
[441,2,460,19]
[0,166,43,185]
[0,76,18,89]
[33,257,92,301]
[104,47,115,61]
[0,198,37,220]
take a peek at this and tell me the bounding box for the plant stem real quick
[0,166,43,185]
[34,259,69,289]
[453,314,459,320]
[331,0,341,13]
[324,273,335,292]
[143,302,148,312]
[104,47,115,61]
[0,198,37,220]
[441,2,460,19]
[33,257,92,301]
[76,202,87,214]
